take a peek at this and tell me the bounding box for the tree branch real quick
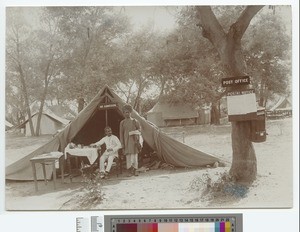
[230,6,264,41]
[195,6,226,50]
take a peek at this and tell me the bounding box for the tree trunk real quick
[36,59,52,136]
[158,75,167,100]
[133,78,144,113]
[225,28,258,183]
[225,47,257,183]
[210,102,220,125]
[258,77,266,107]
[230,121,257,182]
[15,34,35,136]
[18,64,35,136]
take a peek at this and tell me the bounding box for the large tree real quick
[195,6,264,183]
[164,6,290,125]
[44,7,131,111]
[6,8,36,135]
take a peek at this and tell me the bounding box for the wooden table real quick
[30,152,64,192]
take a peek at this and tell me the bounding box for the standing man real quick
[119,104,141,177]
[91,126,121,179]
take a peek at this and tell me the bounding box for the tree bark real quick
[158,75,167,100]
[14,37,34,135]
[18,63,35,136]
[210,102,220,125]
[259,79,266,107]
[230,121,257,182]
[195,6,263,184]
[133,85,142,113]
[36,55,53,136]
[11,28,36,136]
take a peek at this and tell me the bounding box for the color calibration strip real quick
[110,217,237,232]
[115,222,231,232]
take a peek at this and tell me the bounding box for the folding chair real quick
[95,146,124,178]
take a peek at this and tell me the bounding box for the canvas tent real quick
[6,85,219,180]
[48,104,76,120]
[267,96,292,118]
[18,110,70,136]
[147,102,199,127]
[269,96,292,111]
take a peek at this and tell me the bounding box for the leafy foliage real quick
[44,6,132,103]
[5,6,292,128]
[151,8,226,122]
[243,9,292,106]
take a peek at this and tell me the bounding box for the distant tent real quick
[5,120,14,131]
[147,102,199,127]
[6,85,219,180]
[268,96,292,118]
[16,101,71,136]
[18,111,70,136]
[48,104,76,120]
[269,97,292,111]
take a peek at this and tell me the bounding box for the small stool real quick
[30,152,64,192]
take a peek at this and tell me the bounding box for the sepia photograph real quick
[4,5,293,211]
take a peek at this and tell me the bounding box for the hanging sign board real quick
[222,76,250,87]
[227,89,257,121]
[98,103,118,110]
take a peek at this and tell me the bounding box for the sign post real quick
[221,76,250,87]
[98,103,118,110]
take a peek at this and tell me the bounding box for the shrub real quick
[189,171,249,202]
[77,171,105,209]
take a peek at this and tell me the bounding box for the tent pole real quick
[105,95,108,126]
[105,109,108,126]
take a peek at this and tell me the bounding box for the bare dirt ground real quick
[5,118,293,211]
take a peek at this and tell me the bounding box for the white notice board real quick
[227,89,257,121]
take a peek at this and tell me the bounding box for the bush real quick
[77,171,105,208]
[189,171,249,202]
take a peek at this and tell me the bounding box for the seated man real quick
[90,126,121,178]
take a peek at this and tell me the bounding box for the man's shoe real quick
[104,171,109,179]
[100,172,105,179]
[127,167,133,177]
